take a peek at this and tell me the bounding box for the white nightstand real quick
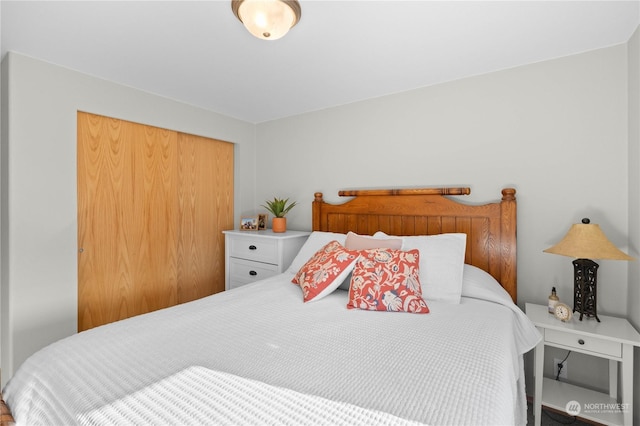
[526,303,640,426]
[223,230,310,290]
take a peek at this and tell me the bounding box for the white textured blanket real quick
[4,271,540,426]
[78,366,422,426]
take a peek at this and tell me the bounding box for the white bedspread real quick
[4,272,540,426]
[78,366,422,426]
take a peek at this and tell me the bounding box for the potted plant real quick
[261,197,297,233]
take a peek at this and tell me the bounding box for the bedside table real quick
[526,303,640,426]
[223,230,310,290]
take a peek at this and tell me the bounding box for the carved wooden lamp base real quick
[572,258,600,322]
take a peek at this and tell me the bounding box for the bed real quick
[1,187,540,426]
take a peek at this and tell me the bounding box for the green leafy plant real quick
[261,197,297,218]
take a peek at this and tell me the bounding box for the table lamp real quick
[543,218,634,322]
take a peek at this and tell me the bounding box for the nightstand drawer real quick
[229,235,279,264]
[229,258,279,285]
[223,230,310,291]
[546,328,622,358]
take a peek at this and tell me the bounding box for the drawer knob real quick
[578,339,585,345]
[249,270,257,276]
[249,245,257,250]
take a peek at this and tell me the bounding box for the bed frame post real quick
[500,188,517,303]
[312,192,324,231]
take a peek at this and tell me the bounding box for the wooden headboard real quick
[312,187,517,303]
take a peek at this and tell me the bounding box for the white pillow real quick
[287,231,347,274]
[375,231,466,304]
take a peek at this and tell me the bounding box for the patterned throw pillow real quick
[292,241,359,302]
[374,232,466,304]
[347,248,429,314]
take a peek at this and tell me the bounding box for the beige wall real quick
[256,44,630,395]
[257,44,629,314]
[0,52,257,383]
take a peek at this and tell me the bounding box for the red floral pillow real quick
[347,248,429,314]
[292,241,359,302]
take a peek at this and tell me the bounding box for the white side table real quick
[526,303,640,426]
[223,230,309,290]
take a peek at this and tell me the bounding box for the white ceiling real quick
[2,1,639,123]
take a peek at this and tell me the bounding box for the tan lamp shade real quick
[544,219,634,261]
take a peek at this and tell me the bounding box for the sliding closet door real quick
[78,112,233,331]
[129,122,180,315]
[177,133,234,303]
[77,113,179,330]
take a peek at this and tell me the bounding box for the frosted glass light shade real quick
[232,0,301,41]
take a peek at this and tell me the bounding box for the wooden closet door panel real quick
[130,123,179,315]
[79,112,233,331]
[78,112,137,330]
[78,113,179,331]
[177,133,234,303]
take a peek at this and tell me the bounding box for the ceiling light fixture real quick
[231,0,301,41]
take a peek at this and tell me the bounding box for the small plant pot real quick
[272,217,287,233]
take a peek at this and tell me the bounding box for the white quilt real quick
[4,272,540,426]
[78,366,422,426]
